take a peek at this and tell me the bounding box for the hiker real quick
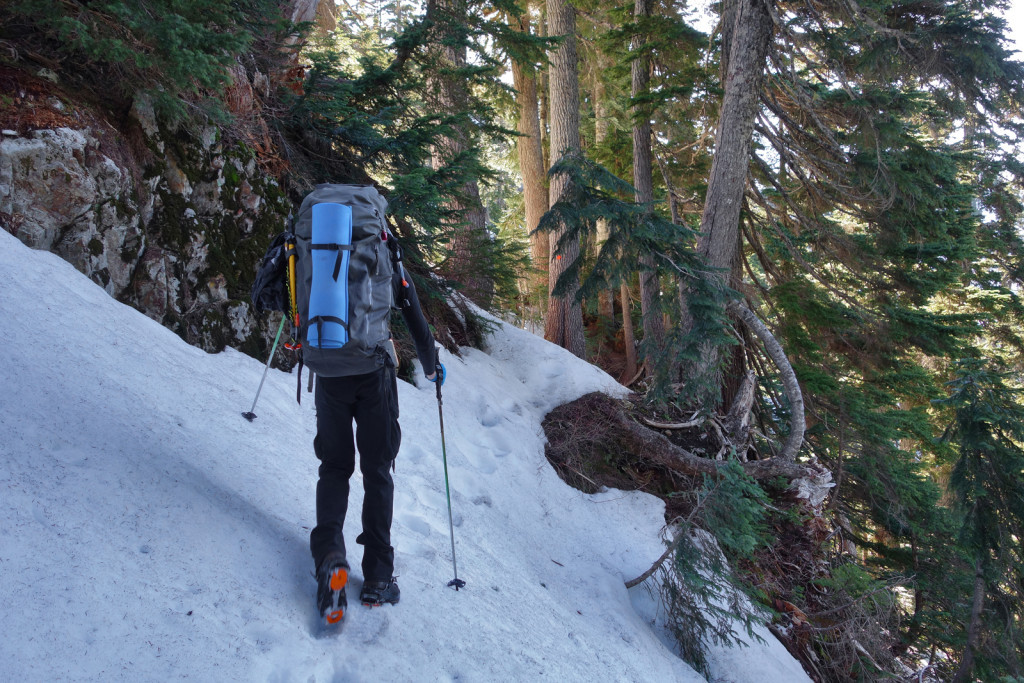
[249,184,445,624]
[312,264,444,621]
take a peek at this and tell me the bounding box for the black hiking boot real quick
[316,554,349,625]
[360,577,400,607]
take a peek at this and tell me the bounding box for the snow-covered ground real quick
[0,228,809,682]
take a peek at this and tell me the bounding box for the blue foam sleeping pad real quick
[308,202,352,348]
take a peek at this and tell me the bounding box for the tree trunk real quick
[510,7,549,312]
[952,558,986,683]
[282,0,322,51]
[892,539,926,659]
[692,0,772,384]
[593,59,615,324]
[429,0,494,308]
[631,0,665,369]
[285,0,320,24]
[613,45,638,376]
[719,0,738,80]
[313,0,338,34]
[621,282,638,381]
[539,13,551,174]
[723,369,756,455]
[544,0,586,358]
[654,146,697,380]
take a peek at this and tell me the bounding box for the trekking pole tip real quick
[447,578,466,591]
[242,411,257,422]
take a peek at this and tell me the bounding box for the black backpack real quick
[250,231,294,314]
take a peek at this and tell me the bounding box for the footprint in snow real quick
[483,430,515,459]
[397,513,433,537]
[476,401,503,428]
[543,360,566,380]
[397,538,437,562]
[459,445,497,475]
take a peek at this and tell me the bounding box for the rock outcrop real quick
[0,67,291,356]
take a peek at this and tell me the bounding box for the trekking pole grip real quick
[433,350,443,401]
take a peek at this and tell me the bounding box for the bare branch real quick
[640,414,704,430]
[625,487,715,589]
[727,300,805,461]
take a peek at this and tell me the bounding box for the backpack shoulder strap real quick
[384,229,409,287]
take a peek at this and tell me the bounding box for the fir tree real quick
[936,359,1024,681]
[0,0,278,123]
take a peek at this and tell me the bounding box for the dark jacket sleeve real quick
[393,268,437,376]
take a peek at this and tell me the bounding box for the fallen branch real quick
[563,464,599,489]
[625,523,688,589]
[625,488,714,589]
[640,414,703,430]
[624,362,647,388]
[708,417,727,459]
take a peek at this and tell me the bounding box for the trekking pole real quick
[242,314,286,422]
[436,371,466,590]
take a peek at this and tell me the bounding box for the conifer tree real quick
[630,0,667,372]
[686,0,772,397]
[723,0,1024,670]
[560,0,1024,669]
[508,1,550,318]
[937,359,1024,681]
[0,0,274,123]
[427,0,495,307]
[544,0,586,357]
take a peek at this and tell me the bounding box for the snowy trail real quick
[0,229,808,682]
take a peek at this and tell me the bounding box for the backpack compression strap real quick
[311,243,354,281]
[308,315,348,349]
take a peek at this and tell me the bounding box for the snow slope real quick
[0,228,809,682]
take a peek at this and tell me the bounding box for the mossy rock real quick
[152,190,192,248]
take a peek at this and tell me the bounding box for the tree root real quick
[576,392,827,485]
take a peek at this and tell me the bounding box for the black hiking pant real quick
[310,364,401,582]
